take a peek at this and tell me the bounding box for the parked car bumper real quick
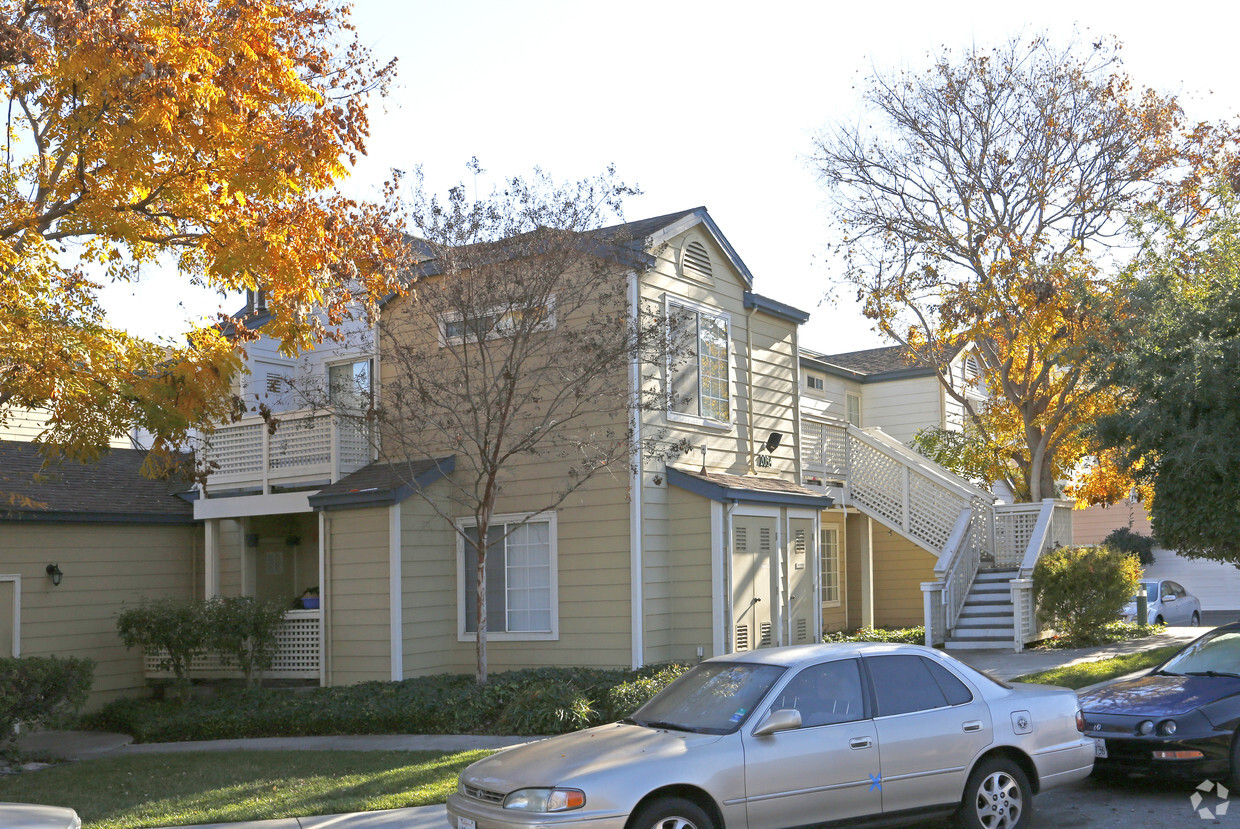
[447,794,629,829]
[1033,739,1096,790]
[1090,733,1232,780]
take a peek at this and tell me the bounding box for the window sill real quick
[667,412,733,431]
[458,631,559,642]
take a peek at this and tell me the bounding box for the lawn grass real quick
[0,749,491,829]
[1012,644,1182,689]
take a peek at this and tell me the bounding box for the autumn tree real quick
[365,166,683,683]
[1094,195,1240,564]
[811,35,1225,501]
[0,0,402,476]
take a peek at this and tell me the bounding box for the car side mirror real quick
[752,708,802,737]
[1164,595,1177,602]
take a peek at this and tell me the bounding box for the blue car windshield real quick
[629,662,786,735]
[1161,630,1240,675]
[1132,582,1159,602]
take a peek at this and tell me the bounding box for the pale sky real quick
[100,0,1240,356]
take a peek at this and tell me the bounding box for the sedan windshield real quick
[628,662,786,735]
[1160,630,1240,675]
[1132,582,1159,602]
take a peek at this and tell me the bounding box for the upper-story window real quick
[439,300,556,346]
[845,393,861,427]
[667,297,731,426]
[328,359,372,410]
[806,374,825,391]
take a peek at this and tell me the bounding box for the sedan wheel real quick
[960,758,1031,829]
[1192,611,1201,626]
[631,797,714,829]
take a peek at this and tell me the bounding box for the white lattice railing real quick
[144,609,320,680]
[204,410,371,491]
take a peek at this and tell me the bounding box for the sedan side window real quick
[772,659,865,727]
[867,655,951,717]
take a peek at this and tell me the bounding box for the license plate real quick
[458,818,477,829]
[1092,738,1108,758]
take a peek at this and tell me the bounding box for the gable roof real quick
[801,345,946,383]
[307,456,455,511]
[0,440,197,524]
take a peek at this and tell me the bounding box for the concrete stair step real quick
[954,614,1014,625]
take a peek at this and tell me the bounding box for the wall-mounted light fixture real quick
[245,533,259,548]
[46,563,63,586]
[764,432,783,453]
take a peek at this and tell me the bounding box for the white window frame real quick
[665,295,732,429]
[806,374,825,391]
[327,357,373,410]
[0,574,20,657]
[456,511,559,642]
[820,526,841,607]
[438,297,557,347]
[845,393,861,428]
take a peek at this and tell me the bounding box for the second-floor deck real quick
[203,410,372,492]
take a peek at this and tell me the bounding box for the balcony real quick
[144,609,321,681]
[203,410,372,492]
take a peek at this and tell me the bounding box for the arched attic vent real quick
[681,240,713,281]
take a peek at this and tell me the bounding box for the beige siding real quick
[1,407,134,448]
[871,529,935,628]
[400,495,456,676]
[325,507,390,685]
[217,518,244,597]
[845,512,868,630]
[0,521,199,707]
[666,487,713,660]
[861,377,942,444]
[1073,503,1153,545]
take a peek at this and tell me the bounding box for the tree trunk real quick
[475,522,489,685]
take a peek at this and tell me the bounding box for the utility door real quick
[733,515,777,651]
[786,517,816,646]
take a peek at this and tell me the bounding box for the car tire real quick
[959,757,1031,829]
[1229,731,1240,791]
[630,797,714,829]
[1155,615,1165,626]
[1191,611,1201,626]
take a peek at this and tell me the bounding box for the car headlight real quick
[1159,719,1177,736]
[503,788,586,812]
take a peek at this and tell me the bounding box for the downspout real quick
[627,270,644,669]
[389,504,403,681]
[791,324,803,484]
[723,501,736,652]
[746,306,757,474]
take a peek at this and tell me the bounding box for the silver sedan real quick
[446,643,1093,829]
[1121,579,1202,626]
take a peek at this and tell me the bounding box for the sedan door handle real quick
[962,721,983,733]
[849,737,873,749]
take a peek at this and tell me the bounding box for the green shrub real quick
[823,626,925,644]
[80,664,692,742]
[0,656,94,753]
[205,596,288,687]
[1033,544,1142,646]
[116,598,214,704]
[1102,526,1156,566]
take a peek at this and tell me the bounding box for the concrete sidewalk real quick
[14,623,1223,829]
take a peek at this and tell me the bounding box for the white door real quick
[733,515,777,651]
[0,578,17,658]
[786,517,816,645]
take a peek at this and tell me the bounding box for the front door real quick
[732,515,777,651]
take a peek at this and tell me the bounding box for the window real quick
[806,374,825,391]
[440,300,556,346]
[458,514,557,639]
[820,526,840,605]
[867,655,971,716]
[845,393,861,427]
[668,298,731,425]
[328,359,372,410]
[772,658,865,727]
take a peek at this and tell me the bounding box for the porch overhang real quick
[308,456,455,511]
[666,467,833,509]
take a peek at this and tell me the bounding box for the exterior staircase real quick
[943,568,1018,650]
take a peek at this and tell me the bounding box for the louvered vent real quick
[759,527,772,553]
[797,618,807,641]
[735,526,748,552]
[682,241,713,281]
[735,625,750,651]
[759,622,773,647]
[793,529,807,555]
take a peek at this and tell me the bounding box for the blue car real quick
[1080,622,1240,785]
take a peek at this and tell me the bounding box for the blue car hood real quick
[1080,674,1240,716]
